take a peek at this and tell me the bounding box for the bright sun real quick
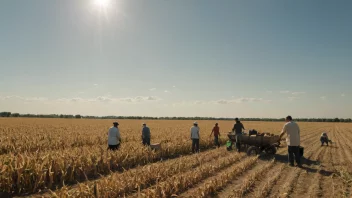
[90,0,121,21]
[93,0,111,9]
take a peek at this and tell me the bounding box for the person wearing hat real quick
[190,121,200,153]
[210,123,221,148]
[108,122,121,151]
[232,118,245,152]
[142,123,151,146]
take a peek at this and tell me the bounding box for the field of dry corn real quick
[1,118,352,198]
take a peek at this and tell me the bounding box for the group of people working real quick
[107,122,151,151]
[107,116,328,168]
[107,118,246,154]
[190,118,245,153]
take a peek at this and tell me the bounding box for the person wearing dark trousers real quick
[108,122,121,151]
[232,118,245,152]
[142,123,151,146]
[191,121,200,153]
[108,144,120,151]
[210,123,221,148]
[279,116,301,167]
[288,146,301,166]
[320,132,329,146]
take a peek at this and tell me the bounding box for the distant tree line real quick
[0,112,81,119]
[0,111,351,122]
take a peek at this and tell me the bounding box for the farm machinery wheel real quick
[247,146,260,156]
[264,145,277,155]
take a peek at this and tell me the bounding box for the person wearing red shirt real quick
[210,123,221,148]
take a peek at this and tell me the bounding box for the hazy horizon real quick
[1,0,352,118]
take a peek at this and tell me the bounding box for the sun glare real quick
[94,0,111,9]
[89,0,123,24]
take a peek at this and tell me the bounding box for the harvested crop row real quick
[133,153,253,198]
[49,148,235,197]
[281,148,324,198]
[335,128,352,196]
[334,126,352,165]
[324,127,351,197]
[177,126,322,198]
[228,160,276,198]
[254,163,286,198]
[0,140,216,194]
[304,149,329,198]
[178,156,259,198]
[0,131,229,155]
[276,137,326,198]
[302,129,337,198]
[263,139,320,198]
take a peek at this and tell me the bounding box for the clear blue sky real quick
[0,0,351,118]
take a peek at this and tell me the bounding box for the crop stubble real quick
[0,118,351,198]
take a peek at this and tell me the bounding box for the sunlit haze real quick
[93,0,111,8]
[0,0,351,118]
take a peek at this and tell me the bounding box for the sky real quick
[0,0,351,118]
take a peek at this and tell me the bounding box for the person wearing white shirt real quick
[279,116,301,167]
[108,122,121,151]
[190,122,200,153]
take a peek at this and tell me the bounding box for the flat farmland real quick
[0,118,351,198]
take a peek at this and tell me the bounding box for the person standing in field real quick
[279,115,301,167]
[108,122,121,151]
[142,123,151,146]
[191,121,200,153]
[232,118,245,152]
[210,123,221,148]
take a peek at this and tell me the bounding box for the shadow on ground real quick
[259,153,335,176]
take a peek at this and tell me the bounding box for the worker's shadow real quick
[259,154,334,176]
[259,154,319,173]
[260,154,317,165]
